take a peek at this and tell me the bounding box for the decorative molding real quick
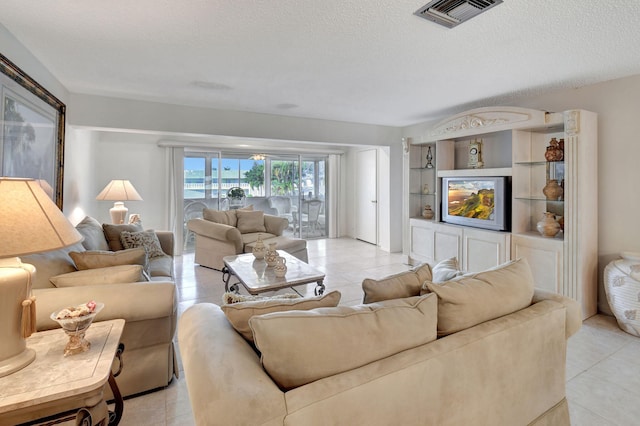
[424,107,549,141]
[402,137,411,154]
[565,110,580,136]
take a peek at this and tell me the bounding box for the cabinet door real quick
[432,223,463,263]
[409,219,435,264]
[511,234,563,293]
[462,228,511,272]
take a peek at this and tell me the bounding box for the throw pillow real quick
[75,216,110,251]
[69,247,148,274]
[431,257,464,283]
[221,290,341,342]
[103,223,143,251]
[424,258,535,336]
[50,264,146,288]
[203,205,254,227]
[236,209,266,233]
[120,229,165,258]
[362,263,432,304]
[249,294,438,390]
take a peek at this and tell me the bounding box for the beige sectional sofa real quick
[179,259,581,425]
[187,207,308,270]
[23,217,178,397]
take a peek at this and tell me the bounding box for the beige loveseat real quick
[187,208,308,270]
[23,217,178,397]
[179,259,581,425]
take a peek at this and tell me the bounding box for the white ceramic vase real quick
[252,235,266,259]
[265,242,278,267]
[274,256,287,277]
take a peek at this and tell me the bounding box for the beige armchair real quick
[188,208,308,270]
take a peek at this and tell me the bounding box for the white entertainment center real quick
[403,107,597,319]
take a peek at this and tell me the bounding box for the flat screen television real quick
[441,176,510,231]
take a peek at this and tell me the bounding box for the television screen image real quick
[447,180,495,221]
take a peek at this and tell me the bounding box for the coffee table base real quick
[222,265,325,296]
[221,253,326,297]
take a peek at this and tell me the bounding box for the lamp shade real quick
[95,180,143,202]
[0,178,83,257]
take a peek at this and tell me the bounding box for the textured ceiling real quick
[2,0,640,127]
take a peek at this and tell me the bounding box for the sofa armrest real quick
[188,219,243,253]
[179,304,286,425]
[264,214,288,236]
[34,282,178,332]
[532,289,582,338]
[156,231,174,256]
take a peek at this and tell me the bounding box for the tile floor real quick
[116,238,639,426]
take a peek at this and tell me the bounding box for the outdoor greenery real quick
[244,162,264,190]
[271,161,299,195]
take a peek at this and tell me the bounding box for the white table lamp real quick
[95,180,143,224]
[0,178,83,377]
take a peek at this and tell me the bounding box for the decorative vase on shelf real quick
[422,205,435,220]
[536,212,561,238]
[274,256,287,278]
[422,183,430,194]
[252,234,266,259]
[544,138,564,162]
[542,179,564,200]
[265,242,278,267]
[425,146,434,169]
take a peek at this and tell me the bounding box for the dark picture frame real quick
[0,53,66,209]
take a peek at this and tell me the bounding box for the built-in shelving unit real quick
[404,107,598,319]
[408,143,437,220]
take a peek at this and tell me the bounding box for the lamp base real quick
[109,202,128,224]
[0,347,35,377]
[0,264,37,377]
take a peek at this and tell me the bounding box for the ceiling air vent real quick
[414,0,503,28]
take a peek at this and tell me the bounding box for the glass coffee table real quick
[222,251,326,296]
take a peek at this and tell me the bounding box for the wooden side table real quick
[0,319,125,426]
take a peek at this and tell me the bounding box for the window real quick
[184,156,206,200]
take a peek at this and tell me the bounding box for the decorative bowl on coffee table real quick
[50,302,104,356]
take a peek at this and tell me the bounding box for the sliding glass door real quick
[182,152,328,251]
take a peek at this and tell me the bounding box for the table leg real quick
[107,343,125,425]
[314,280,325,296]
[222,266,241,293]
[107,372,124,425]
[222,266,231,292]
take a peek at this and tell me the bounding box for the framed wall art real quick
[0,53,66,209]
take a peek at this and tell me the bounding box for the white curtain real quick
[167,146,185,255]
[327,154,341,238]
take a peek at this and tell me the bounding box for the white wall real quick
[0,24,68,105]
[403,74,640,314]
[65,96,404,250]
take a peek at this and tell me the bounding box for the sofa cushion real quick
[203,206,253,227]
[203,209,238,226]
[50,264,146,287]
[362,263,432,304]
[21,244,84,289]
[244,235,307,254]
[432,257,464,282]
[103,223,143,251]
[75,216,110,251]
[250,294,437,390]
[120,229,166,258]
[236,210,267,234]
[70,248,148,272]
[148,254,173,279]
[424,258,535,336]
[222,291,341,342]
